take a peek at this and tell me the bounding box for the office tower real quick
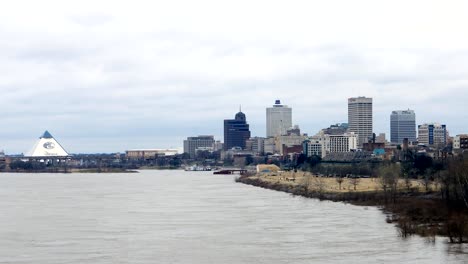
[183,135,215,158]
[266,100,292,137]
[418,123,447,146]
[348,97,373,147]
[390,110,416,144]
[224,110,251,150]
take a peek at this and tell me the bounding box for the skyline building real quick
[348,97,373,147]
[454,134,468,150]
[26,130,69,157]
[266,100,292,138]
[390,110,416,144]
[183,135,215,158]
[303,132,358,158]
[418,123,447,146]
[224,110,251,150]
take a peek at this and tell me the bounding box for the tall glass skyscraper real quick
[390,110,416,144]
[348,97,373,147]
[266,100,292,138]
[224,110,251,150]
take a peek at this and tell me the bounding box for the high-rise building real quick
[348,97,373,147]
[224,110,251,150]
[183,135,215,158]
[418,123,447,146]
[390,110,416,144]
[266,100,292,137]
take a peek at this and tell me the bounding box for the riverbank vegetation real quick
[237,155,468,243]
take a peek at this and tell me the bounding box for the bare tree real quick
[349,177,360,191]
[403,173,412,192]
[314,176,327,198]
[379,164,401,203]
[301,173,315,193]
[420,169,433,193]
[336,177,344,190]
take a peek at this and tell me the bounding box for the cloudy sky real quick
[1,0,468,154]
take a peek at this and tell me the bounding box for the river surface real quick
[0,170,467,263]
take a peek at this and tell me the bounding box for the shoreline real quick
[236,172,468,243]
[0,168,138,173]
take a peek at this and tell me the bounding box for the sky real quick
[1,0,468,154]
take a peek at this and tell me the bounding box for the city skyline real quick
[1,1,468,153]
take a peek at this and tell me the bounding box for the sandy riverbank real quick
[251,171,435,194]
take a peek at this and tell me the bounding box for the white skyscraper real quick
[266,100,292,138]
[348,97,373,147]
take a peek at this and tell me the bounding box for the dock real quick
[213,169,248,175]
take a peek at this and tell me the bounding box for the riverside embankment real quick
[236,171,468,243]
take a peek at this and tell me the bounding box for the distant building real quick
[286,125,301,136]
[26,131,69,157]
[390,110,416,144]
[303,137,325,158]
[454,134,468,150]
[183,135,215,158]
[266,100,292,137]
[224,110,251,150]
[418,123,447,146]
[213,140,224,151]
[375,133,387,143]
[326,132,358,153]
[303,132,358,158]
[275,134,307,156]
[263,137,276,154]
[245,137,265,155]
[126,149,178,159]
[348,97,373,147]
[322,123,349,135]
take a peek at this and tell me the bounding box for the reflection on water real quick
[0,170,467,264]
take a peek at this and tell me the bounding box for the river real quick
[0,170,466,263]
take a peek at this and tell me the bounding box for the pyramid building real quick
[26,131,69,157]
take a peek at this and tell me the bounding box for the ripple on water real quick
[0,170,467,264]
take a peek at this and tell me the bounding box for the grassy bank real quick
[236,172,468,243]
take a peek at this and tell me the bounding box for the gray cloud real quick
[1,1,468,153]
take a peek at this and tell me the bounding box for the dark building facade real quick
[390,110,416,144]
[224,111,251,150]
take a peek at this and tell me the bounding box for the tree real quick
[445,158,468,209]
[336,177,344,190]
[414,154,433,175]
[403,173,412,192]
[379,164,400,203]
[349,177,360,191]
[296,154,307,167]
[420,169,433,192]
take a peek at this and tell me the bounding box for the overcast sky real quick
[1,0,468,154]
